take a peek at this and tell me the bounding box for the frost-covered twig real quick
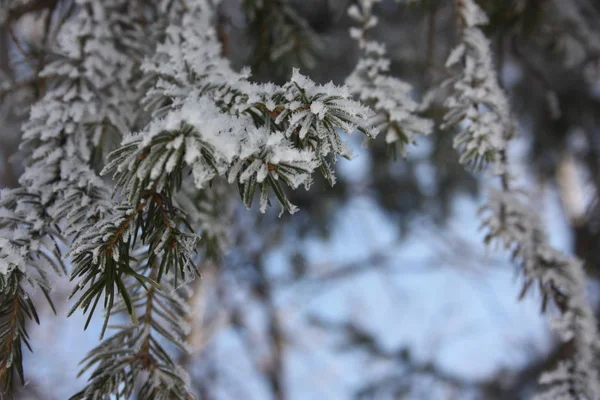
[444,1,600,398]
[481,190,600,399]
[346,0,432,158]
[442,0,514,172]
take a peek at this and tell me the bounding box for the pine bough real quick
[443,1,600,398]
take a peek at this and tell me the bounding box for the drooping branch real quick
[443,1,600,398]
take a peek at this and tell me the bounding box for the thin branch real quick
[255,261,286,400]
[0,75,38,97]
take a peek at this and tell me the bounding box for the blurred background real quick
[2,0,600,399]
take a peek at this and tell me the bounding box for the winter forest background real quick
[1,0,600,399]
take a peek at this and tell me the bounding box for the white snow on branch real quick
[445,1,600,398]
[442,0,514,172]
[346,0,433,157]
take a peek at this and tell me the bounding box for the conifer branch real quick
[0,191,63,393]
[0,0,149,391]
[71,254,194,400]
[0,277,32,391]
[346,0,433,159]
[113,3,376,217]
[445,1,600,398]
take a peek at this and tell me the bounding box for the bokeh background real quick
[2,0,600,399]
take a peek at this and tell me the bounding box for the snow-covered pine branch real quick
[72,154,231,400]
[107,2,376,215]
[0,0,147,389]
[0,187,63,388]
[482,190,600,399]
[65,1,377,395]
[19,0,145,232]
[70,253,194,400]
[346,0,433,158]
[444,1,600,398]
[68,0,376,321]
[442,0,514,172]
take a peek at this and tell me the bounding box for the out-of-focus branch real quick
[183,262,228,357]
[0,76,37,97]
[2,0,59,26]
[551,0,600,58]
[556,152,587,226]
[308,316,567,399]
[0,26,10,77]
[254,260,286,400]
